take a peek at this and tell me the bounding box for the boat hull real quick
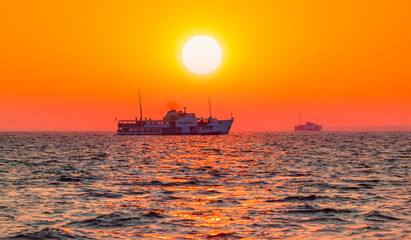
[117,131,227,136]
[117,119,233,136]
[294,129,322,132]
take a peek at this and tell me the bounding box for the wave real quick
[80,191,123,199]
[363,211,402,222]
[206,232,241,239]
[66,212,141,229]
[282,204,354,214]
[66,211,168,229]
[58,175,82,182]
[267,195,319,202]
[6,227,91,240]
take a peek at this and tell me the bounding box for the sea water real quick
[0,132,410,239]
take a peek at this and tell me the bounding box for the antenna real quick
[139,88,143,120]
[208,97,212,118]
[299,113,302,125]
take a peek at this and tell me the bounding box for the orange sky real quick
[1,0,410,131]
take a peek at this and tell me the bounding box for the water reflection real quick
[0,132,410,239]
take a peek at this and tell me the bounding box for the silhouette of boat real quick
[294,114,322,131]
[117,92,233,135]
[294,122,322,131]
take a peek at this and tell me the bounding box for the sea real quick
[0,132,410,239]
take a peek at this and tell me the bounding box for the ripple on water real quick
[0,132,410,239]
[7,227,90,240]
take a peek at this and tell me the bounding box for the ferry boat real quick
[117,93,234,135]
[294,122,322,131]
[294,115,322,131]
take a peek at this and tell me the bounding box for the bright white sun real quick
[182,36,222,75]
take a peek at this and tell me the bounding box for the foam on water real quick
[0,132,410,239]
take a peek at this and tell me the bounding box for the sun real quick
[182,36,222,75]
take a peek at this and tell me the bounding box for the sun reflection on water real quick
[0,132,410,239]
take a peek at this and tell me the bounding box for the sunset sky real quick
[1,0,410,131]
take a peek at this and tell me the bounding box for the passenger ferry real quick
[294,121,322,131]
[117,94,234,135]
[294,114,322,131]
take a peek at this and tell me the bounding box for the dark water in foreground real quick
[0,132,410,239]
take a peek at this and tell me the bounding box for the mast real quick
[208,97,212,118]
[139,89,143,120]
[299,113,302,125]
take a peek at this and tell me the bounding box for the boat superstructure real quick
[117,93,233,135]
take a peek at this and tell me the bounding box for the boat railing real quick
[118,120,169,126]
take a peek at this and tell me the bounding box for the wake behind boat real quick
[117,94,233,135]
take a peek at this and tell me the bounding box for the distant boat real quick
[294,122,322,131]
[294,114,322,131]
[117,92,234,135]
